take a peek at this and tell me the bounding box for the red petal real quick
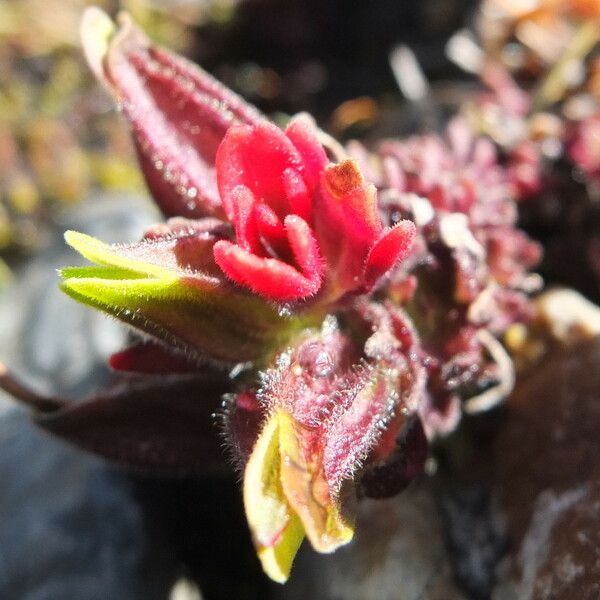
[229,185,261,252]
[216,122,304,221]
[254,203,287,252]
[363,220,416,290]
[213,240,321,301]
[282,167,311,222]
[284,215,324,277]
[284,116,329,191]
[321,160,380,240]
[315,159,386,294]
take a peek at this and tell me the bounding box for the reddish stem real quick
[0,362,65,413]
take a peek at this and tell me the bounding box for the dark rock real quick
[0,196,182,599]
[0,408,178,600]
[492,340,600,599]
[494,340,600,538]
[431,411,509,600]
[438,485,507,600]
[523,479,600,600]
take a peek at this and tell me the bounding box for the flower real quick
[82,8,415,304]
[0,8,542,586]
[213,118,415,301]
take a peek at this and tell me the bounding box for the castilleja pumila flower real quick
[212,119,415,302]
[0,7,541,584]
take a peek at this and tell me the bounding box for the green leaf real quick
[64,230,179,279]
[243,410,305,583]
[62,230,301,365]
[61,275,293,365]
[60,265,145,280]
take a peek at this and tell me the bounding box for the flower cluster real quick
[212,119,414,302]
[457,0,600,298]
[350,115,542,431]
[8,8,540,584]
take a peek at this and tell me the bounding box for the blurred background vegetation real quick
[0,0,241,277]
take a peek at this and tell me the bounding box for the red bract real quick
[83,8,262,219]
[84,8,414,304]
[213,118,415,302]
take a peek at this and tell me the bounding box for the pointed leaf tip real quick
[64,230,176,279]
[259,512,304,584]
[80,7,116,85]
[243,407,354,582]
[85,9,263,219]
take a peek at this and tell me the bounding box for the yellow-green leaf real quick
[278,410,354,553]
[60,275,293,365]
[64,231,178,279]
[243,411,305,583]
[62,230,304,364]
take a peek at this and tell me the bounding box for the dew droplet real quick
[278,305,292,318]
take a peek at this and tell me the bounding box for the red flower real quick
[213,118,415,302]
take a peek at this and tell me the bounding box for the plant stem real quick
[0,362,65,413]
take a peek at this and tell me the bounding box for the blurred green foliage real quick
[0,0,236,259]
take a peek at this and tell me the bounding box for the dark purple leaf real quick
[358,416,429,499]
[35,375,230,475]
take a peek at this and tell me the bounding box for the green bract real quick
[61,231,302,365]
